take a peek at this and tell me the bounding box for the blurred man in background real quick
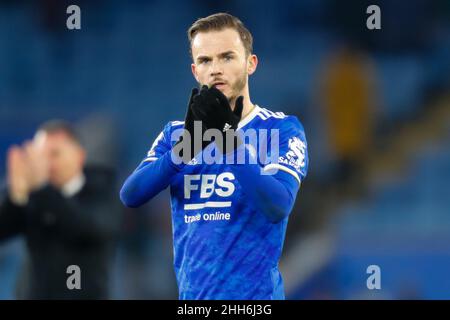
[0,120,122,299]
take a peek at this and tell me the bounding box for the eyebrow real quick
[218,51,235,58]
[196,50,236,62]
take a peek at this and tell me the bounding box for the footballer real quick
[120,13,309,300]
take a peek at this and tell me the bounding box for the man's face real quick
[191,28,256,103]
[35,130,85,188]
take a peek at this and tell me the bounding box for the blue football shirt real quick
[141,105,308,299]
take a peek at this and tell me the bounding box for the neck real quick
[231,94,254,119]
[241,97,255,119]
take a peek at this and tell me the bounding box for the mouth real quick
[211,81,227,89]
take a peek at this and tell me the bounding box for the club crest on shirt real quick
[278,137,306,171]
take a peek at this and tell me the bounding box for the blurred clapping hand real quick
[7,136,50,206]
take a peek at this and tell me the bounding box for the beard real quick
[228,71,247,103]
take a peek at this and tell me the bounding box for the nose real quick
[209,59,223,77]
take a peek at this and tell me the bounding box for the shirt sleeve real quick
[141,122,175,163]
[262,116,309,185]
[226,141,301,223]
[120,122,186,208]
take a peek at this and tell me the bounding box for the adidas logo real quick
[222,123,232,132]
[187,158,198,165]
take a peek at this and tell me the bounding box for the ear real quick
[247,54,258,75]
[191,63,200,83]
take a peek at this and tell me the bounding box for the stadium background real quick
[0,0,449,299]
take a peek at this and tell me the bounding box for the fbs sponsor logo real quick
[183,173,235,211]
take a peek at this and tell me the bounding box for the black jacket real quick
[0,166,123,299]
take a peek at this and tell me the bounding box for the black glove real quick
[191,85,244,153]
[173,88,210,163]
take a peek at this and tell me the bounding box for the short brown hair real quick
[188,13,253,57]
[38,119,82,146]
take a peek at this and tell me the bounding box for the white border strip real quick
[184,201,232,210]
[263,163,301,185]
[143,157,158,162]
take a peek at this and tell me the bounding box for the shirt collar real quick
[61,173,86,198]
[237,105,261,130]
